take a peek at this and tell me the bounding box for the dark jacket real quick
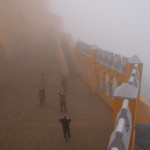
[39,89,45,99]
[59,117,71,129]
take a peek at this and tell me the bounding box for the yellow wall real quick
[73,42,150,126]
[136,97,150,124]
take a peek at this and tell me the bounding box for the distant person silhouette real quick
[57,90,67,112]
[61,74,67,92]
[39,87,45,105]
[59,114,71,141]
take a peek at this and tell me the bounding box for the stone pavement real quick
[0,41,112,150]
[0,74,112,150]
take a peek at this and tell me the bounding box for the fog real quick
[0,2,113,149]
[0,1,149,149]
[0,0,65,99]
[1,0,150,102]
[51,0,150,102]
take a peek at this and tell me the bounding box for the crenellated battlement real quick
[77,41,91,57]
[77,41,132,75]
[97,50,128,75]
[71,40,150,150]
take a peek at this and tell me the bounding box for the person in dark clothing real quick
[57,90,67,112]
[39,87,45,105]
[61,74,67,92]
[59,114,71,141]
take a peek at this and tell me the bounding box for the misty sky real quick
[51,0,150,101]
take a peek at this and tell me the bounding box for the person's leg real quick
[67,128,71,139]
[43,98,45,104]
[42,98,45,105]
[63,128,67,140]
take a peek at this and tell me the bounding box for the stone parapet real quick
[97,50,128,75]
[73,40,150,150]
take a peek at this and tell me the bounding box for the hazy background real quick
[0,0,65,100]
[51,0,150,103]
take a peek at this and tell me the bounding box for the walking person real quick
[57,90,67,112]
[39,87,46,105]
[59,114,71,141]
[61,74,67,92]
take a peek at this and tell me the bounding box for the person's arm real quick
[66,117,71,122]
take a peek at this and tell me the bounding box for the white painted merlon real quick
[91,44,99,49]
[122,99,129,109]
[128,55,143,64]
[131,68,139,80]
[128,76,134,85]
[134,64,138,68]
[116,118,125,133]
[114,83,138,100]
[134,64,140,79]
[115,99,132,129]
[111,148,119,150]
[131,68,136,74]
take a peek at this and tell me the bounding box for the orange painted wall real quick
[73,42,150,126]
[136,97,150,124]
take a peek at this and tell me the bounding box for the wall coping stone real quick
[128,55,143,64]
[114,83,138,100]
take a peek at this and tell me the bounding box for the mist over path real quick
[0,42,112,150]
